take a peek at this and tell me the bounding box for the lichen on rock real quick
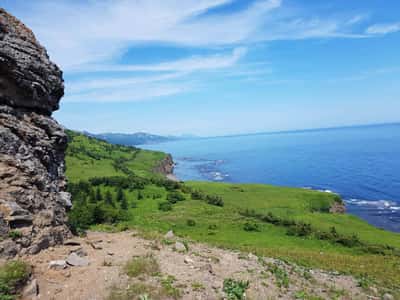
[0,8,70,258]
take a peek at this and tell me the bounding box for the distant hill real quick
[84,132,179,146]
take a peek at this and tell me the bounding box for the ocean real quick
[140,123,400,233]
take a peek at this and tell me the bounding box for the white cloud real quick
[71,47,247,73]
[366,22,400,35]
[4,0,385,104]
[7,0,367,70]
[65,83,190,103]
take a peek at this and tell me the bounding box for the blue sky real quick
[3,0,400,136]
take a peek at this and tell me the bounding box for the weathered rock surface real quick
[154,154,175,176]
[0,8,64,114]
[0,8,70,258]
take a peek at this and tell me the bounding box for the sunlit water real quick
[141,124,400,232]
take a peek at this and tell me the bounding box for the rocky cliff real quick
[154,154,175,177]
[0,8,70,258]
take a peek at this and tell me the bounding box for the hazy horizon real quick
[85,120,400,138]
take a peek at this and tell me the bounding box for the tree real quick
[120,196,128,210]
[89,188,97,203]
[105,190,114,207]
[116,188,124,202]
[137,191,144,200]
[95,187,103,201]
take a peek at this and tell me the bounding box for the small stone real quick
[174,241,187,252]
[383,293,394,300]
[184,256,194,264]
[66,252,90,267]
[49,260,67,270]
[107,251,114,256]
[200,263,214,275]
[71,247,88,257]
[164,230,175,239]
[89,242,103,250]
[369,287,378,296]
[64,239,81,246]
[22,279,38,299]
[248,253,257,260]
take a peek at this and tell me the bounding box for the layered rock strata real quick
[0,8,70,257]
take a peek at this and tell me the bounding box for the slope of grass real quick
[65,130,167,181]
[64,131,400,293]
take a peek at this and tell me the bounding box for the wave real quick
[345,199,400,212]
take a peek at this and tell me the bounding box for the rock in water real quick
[0,8,71,258]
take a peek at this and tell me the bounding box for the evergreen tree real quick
[120,196,128,210]
[105,190,114,207]
[89,188,97,203]
[116,188,124,202]
[137,191,143,200]
[95,187,103,201]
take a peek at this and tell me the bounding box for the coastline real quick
[156,153,180,182]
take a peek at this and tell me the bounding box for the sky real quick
[2,0,400,136]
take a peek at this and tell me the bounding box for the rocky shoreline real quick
[154,153,179,181]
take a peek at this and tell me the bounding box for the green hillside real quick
[65,131,400,293]
[66,130,167,181]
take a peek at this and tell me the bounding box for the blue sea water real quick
[141,124,400,233]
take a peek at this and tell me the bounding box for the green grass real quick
[65,131,400,294]
[0,260,30,300]
[65,130,167,182]
[124,254,160,278]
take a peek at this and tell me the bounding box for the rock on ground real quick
[22,231,378,300]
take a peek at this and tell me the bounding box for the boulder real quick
[66,252,90,267]
[0,8,70,257]
[174,241,187,252]
[383,294,394,300]
[0,8,64,114]
[164,230,175,240]
[49,260,67,270]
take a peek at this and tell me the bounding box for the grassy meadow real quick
[65,131,400,293]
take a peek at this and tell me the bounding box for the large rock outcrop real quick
[0,8,70,257]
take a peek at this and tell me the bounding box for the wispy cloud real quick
[4,0,392,103]
[72,47,247,73]
[9,0,370,70]
[366,22,400,35]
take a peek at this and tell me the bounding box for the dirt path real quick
[20,231,378,300]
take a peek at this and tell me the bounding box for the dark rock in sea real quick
[0,8,70,258]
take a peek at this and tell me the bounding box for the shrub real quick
[158,202,173,212]
[167,192,185,204]
[190,190,205,200]
[8,231,22,240]
[268,264,289,288]
[286,223,312,237]
[208,224,218,230]
[186,219,196,227]
[0,260,31,300]
[124,254,160,277]
[223,278,249,300]
[205,195,224,207]
[243,222,260,232]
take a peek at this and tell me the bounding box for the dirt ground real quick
[19,230,381,300]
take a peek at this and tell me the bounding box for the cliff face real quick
[154,154,175,176]
[0,9,70,258]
